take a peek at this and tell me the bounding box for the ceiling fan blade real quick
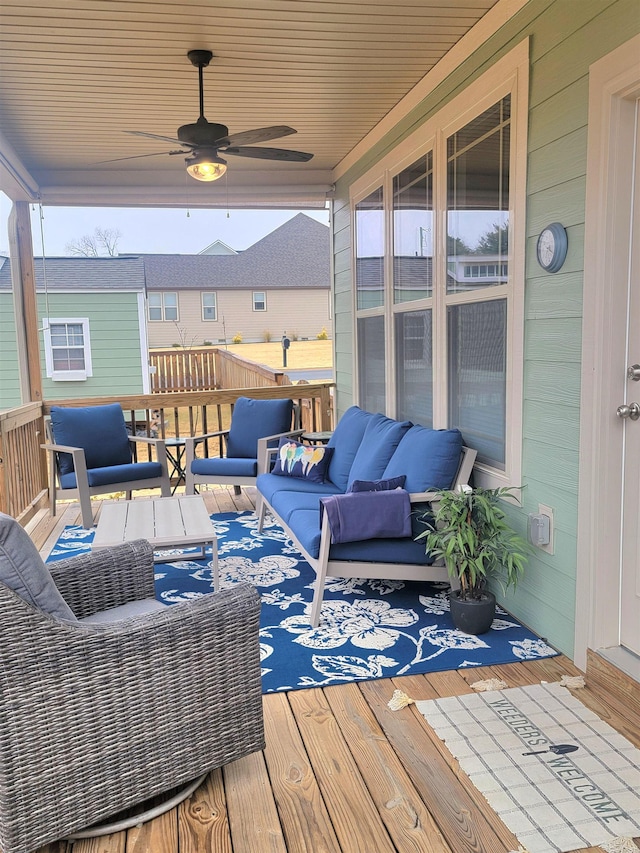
[125,130,190,146]
[93,150,183,164]
[221,126,297,147]
[224,146,313,162]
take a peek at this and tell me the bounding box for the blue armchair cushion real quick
[51,403,132,476]
[59,461,164,490]
[0,512,76,621]
[347,475,406,493]
[326,406,375,491]
[225,397,294,459]
[347,414,412,485]
[272,438,334,483]
[191,456,258,478]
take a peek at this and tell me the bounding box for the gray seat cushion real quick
[0,512,76,621]
[82,598,166,624]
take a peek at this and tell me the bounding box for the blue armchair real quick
[185,396,299,496]
[43,403,171,528]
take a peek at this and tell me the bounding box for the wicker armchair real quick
[0,536,264,853]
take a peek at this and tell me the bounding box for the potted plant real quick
[416,485,529,634]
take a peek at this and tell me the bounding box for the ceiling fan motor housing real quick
[177,120,229,147]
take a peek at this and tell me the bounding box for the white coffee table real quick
[93,495,219,590]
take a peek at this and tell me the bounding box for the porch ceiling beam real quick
[0,129,40,201]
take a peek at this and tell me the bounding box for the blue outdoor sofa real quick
[256,406,476,627]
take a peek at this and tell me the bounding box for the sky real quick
[0,192,330,256]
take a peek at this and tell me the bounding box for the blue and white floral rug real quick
[47,510,559,693]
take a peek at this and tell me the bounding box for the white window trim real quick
[43,317,93,381]
[252,291,267,311]
[349,40,528,490]
[148,291,179,322]
[201,291,217,321]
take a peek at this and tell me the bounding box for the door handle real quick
[616,402,640,420]
[627,364,640,381]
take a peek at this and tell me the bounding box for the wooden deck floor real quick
[25,490,640,853]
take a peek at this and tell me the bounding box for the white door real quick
[619,100,640,656]
[576,36,640,674]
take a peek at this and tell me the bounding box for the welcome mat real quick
[416,682,640,853]
[48,511,559,694]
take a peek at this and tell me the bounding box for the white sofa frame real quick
[257,445,477,627]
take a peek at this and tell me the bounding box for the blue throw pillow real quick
[272,438,334,483]
[347,475,406,493]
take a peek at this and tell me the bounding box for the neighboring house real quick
[0,255,150,411]
[332,6,639,676]
[198,240,238,255]
[144,213,331,347]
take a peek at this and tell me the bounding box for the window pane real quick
[448,300,506,468]
[356,187,384,310]
[163,292,178,321]
[357,315,386,413]
[202,292,216,320]
[253,292,266,310]
[393,153,433,304]
[395,309,432,427]
[53,348,85,371]
[447,96,510,294]
[148,294,162,321]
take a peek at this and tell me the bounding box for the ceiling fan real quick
[111,49,313,182]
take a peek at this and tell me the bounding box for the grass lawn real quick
[188,339,334,371]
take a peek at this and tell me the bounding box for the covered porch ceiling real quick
[0,0,513,210]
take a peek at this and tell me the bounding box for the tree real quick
[447,234,474,256]
[65,227,122,257]
[473,222,509,255]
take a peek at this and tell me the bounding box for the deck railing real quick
[0,384,334,521]
[149,347,290,392]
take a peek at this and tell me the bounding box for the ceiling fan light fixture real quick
[186,151,227,182]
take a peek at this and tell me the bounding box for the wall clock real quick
[536,222,568,273]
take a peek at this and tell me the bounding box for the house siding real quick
[0,294,21,410]
[147,288,331,348]
[331,0,640,657]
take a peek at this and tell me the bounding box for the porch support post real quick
[8,201,42,404]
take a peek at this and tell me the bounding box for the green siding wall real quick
[331,0,640,658]
[0,291,145,410]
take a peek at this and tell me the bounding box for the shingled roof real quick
[0,254,146,291]
[142,212,329,291]
[0,213,330,293]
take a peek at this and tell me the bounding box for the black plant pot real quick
[448,590,496,635]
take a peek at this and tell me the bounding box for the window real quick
[253,291,266,311]
[202,292,217,321]
[351,43,527,487]
[148,292,178,321]
[43,318,92,381]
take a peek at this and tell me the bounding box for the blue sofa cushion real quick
[272,438,334,483]
[382,426,463,493]
[191,457,258,478]
[326,406,375,491]
[286,508,435,564]
[59,461,164,489]
[271,490,327,524]
[347,414,412,485]
[226,397,293,459]
[347,475,406,493]
[51,403,132,476]
[257,472,343,504]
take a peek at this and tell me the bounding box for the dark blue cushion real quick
[191,457,258,478]
[271,438,334,483]
[59,461,163,489]
[382,426,463,492]
[347,414,412,485]
[51,404,132,476]
[326,406,375,491]
[347,475,406,493]
[226,397,293,458]
[256,472,343,504]
[287,507,434,564]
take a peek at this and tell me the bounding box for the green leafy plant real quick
[416,486,529,600]
[231,332,243,344]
